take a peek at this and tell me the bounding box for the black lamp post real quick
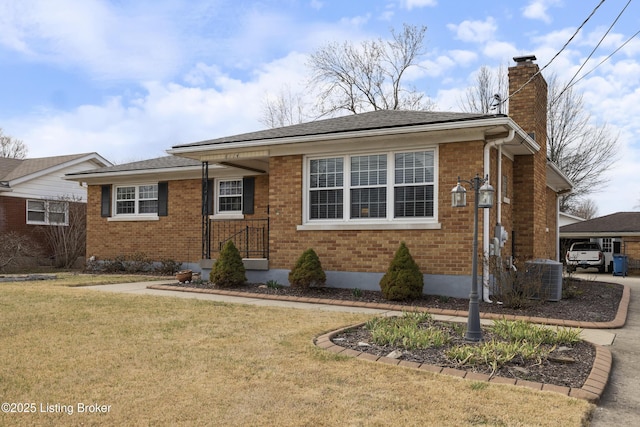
[451,174,494,342]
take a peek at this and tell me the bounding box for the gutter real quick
[483,129,515,302]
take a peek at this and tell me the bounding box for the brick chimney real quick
[509,55,550,261]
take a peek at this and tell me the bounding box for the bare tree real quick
[40,196,87,268]
[307,24,433,115]
[461,69,618,212]
[546,74,618,211]
[567,198,598,219]
[260,85,310,128]
[0,128,28,159]
[459,65,508,114]
[0,232,40,272]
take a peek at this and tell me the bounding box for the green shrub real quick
[379,242,423,301]
[288,248,326,288]
[210,241,246,287]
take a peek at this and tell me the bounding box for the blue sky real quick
[1,0,639,216]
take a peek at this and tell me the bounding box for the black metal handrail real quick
[210,218,269,259]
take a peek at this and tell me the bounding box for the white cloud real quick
[6,52,311,163]
[0,0,182,81]
[433,87,466,111]
[420,56,456,78]
[449,50,478,67]
[522,0,561,24]
[309,0,323,10]
[399,0,437,10]
[447,18,497,43]
[482,41,518,61]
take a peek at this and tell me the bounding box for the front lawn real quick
[0,276,593,426]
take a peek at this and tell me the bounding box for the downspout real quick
[483,129,515,302]
[556,196,560,262]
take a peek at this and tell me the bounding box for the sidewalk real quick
[85,276,632,403]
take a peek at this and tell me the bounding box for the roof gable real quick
[1,153,111,183]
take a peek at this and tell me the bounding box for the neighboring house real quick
[67,56,572,298]
[559,212,585,228]
[0,152,112,263]
[560,212,640,273]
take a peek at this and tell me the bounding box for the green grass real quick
[0,276,594,426]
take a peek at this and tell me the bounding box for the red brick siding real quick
[267,142,494,276]
[86,176,270,263]
[87,180,201,262]
[509,61,551,261]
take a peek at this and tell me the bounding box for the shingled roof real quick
[560,212,640,234]
[172,110,497,149]
[67,155,201,176]
[0,153,102,182]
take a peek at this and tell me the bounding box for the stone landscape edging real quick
[314,322,611,403]
[147,283,630,403]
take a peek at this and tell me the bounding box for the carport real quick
[560,212,640,273]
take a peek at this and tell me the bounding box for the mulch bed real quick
[170,277,623,389]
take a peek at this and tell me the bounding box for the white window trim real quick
[212,178,244,219]
[26,199,70,226]
[111,183,159,220]
[300,148,440,230]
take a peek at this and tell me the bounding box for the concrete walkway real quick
[581,273,640,427]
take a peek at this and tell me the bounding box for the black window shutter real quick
[242,177,255,215]
[101,185,111,217]
[158,182,168,216]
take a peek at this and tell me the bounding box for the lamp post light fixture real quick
[451,174,494,342]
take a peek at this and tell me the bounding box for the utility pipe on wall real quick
[483,129,515,302]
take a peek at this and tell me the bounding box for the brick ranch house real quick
[67,56,572,298]
[0,152,112,264]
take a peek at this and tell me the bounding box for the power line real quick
[503,0,606,104]
[554,0,633,103]
[554,28,640,103]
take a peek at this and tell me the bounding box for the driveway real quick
[578,273,640,426]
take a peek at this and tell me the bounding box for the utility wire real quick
[502,0,606,104]
[553,0,633,103]
[554,28,640,102]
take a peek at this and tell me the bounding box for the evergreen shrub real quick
[210,240,246,287]
[288,248,326,289]
[379,242,423,301]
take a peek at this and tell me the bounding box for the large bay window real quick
[305,149,436,226]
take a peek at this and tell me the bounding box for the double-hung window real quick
[350,154,387,218]
[217,179,243,214]
[309,158,344,219]
[394,151,434,218]
[115,184,158,216]
[306,149,436,225]
[27,200,69,225]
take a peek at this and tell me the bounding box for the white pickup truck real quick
[565,242,606,273]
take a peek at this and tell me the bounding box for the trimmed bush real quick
[210,241,246,287]
[379,242,423,301]
[288,248,326,289]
